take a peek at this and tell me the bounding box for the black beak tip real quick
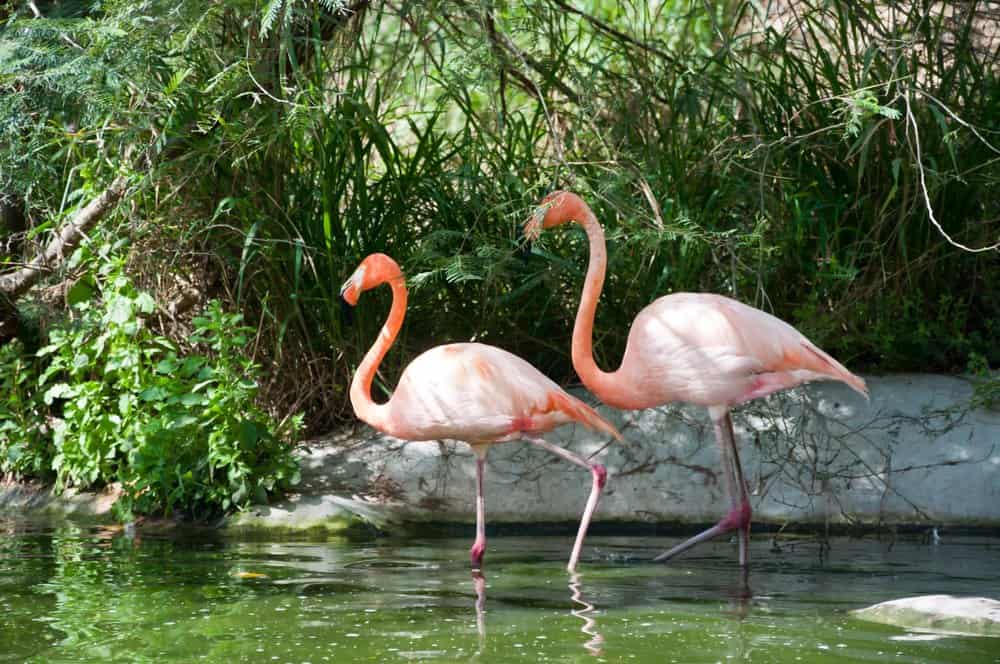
[339,294,354,326]
[519,239,533,263]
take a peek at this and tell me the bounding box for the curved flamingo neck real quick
[570,209,618,402]
[350,270,407,433]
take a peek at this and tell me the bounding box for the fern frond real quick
[318,0,348,14]
[260,0,286,39]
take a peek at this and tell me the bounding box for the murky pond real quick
[1,519,998,662]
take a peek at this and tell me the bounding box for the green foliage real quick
[0,339,51,477]
[839,90,902,138]
[967,353,1000,411]
[3,0,999,437]
[0,248,300,517]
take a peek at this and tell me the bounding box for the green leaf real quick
[107,296,133,325]
[139,386,170,402]
[231,483,248,505]
[179,393,206,407]
[36,344,60,357]
[155,358,179,374]
[135,292,156,314]
[43,383,74,405]
[179,357,205,377]
[118,393,133,415]
[167,415,199,429]
[164,66,193,96]
[238,421,259,446]
[66,279,95,306]
[71,352,91,371]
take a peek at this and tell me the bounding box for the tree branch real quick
[0,176,130,299]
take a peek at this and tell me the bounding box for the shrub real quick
[0,339,51,478]
[0,249,301,518]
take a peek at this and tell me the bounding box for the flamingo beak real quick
[340,265,364,306]
[339,271,361,326]
[519,216,536,263]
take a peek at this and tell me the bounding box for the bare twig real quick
[915,88,1000,157]
[904,91,1000,253]
[546,0,677,66]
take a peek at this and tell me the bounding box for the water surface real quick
[2,519,998,662]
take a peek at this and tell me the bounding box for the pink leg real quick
[654,407,752,565]
[526,436,607,572]
[727,410,752,567]
[470,450,488,569]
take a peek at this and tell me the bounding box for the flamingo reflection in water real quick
[569,572,605,656]
[469,570,605,657]
[471,570,486,651]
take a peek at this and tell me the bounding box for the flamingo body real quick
[608,292,867,410]
[384,342,617,444]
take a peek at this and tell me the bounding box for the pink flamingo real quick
[341,253,622,571]
[525,191,868,566]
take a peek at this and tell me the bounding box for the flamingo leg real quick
[470,447,488,569]
[526,436,608,572]
[723,411,752,566]
[653,407,752,565]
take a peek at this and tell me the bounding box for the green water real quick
[1,520,998,663]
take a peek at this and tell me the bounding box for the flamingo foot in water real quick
[718,498,752,532]
[653,498,752,564]
[470,538,486,570]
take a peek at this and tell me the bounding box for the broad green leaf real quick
[135,292,156,314]
[43,383,74,405]
[139,386,170,402]
[107,296,133,325]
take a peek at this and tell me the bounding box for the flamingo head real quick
[524,190,590,241]
[340,253,403,306]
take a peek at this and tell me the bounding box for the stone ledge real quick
[224,495,386,538]
[0,479,119,521]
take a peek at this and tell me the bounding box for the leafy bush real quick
[0,250,300,518]
[0,339,51,477]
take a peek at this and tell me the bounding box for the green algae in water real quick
[2,521,999,663]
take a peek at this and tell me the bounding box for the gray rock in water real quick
[225,494,387,538]
[853,595,1000,637]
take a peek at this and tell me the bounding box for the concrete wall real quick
[279,375,999,530]
[5,374,996,533]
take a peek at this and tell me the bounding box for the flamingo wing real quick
[618,293,867,408]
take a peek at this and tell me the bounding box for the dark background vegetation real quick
[1,0,998,515]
